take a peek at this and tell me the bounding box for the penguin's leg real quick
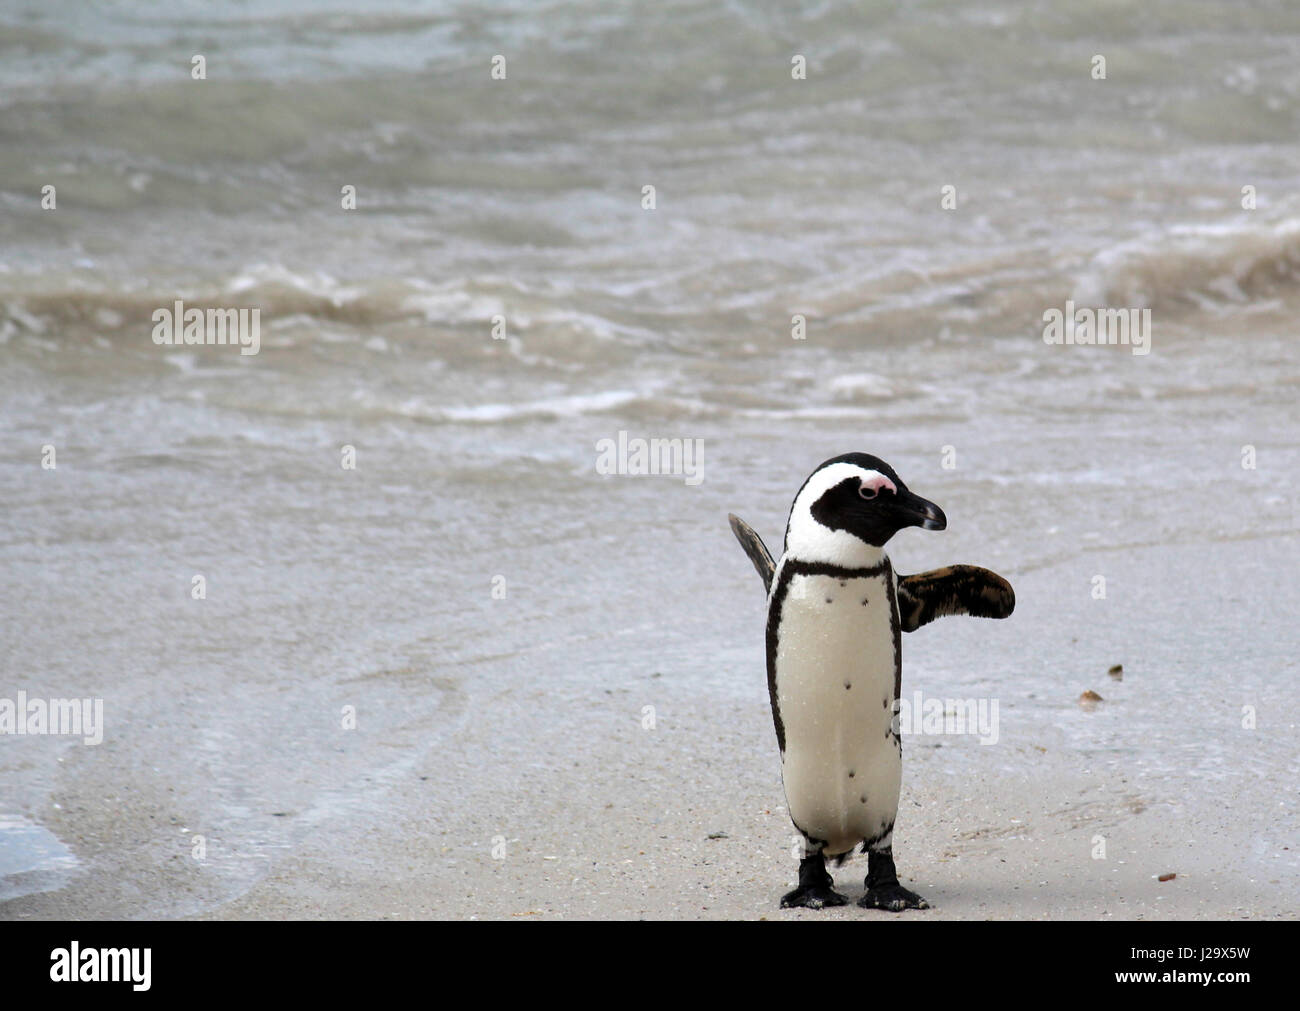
[780,844,848,909]
[858,843,929,911]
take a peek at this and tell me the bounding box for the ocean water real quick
[1,0,1298,915]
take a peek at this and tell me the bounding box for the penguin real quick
[728,452,1014,910]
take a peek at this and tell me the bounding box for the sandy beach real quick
[4,525,1296,920]
[3,0,1299,920]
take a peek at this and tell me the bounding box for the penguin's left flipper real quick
[896,566,1015,633]
[728,513,776,593]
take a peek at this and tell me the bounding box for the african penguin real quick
[729,452,1014,911]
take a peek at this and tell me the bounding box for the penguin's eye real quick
[858,485,878,500]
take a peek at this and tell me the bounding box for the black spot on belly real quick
[860,795,868,804]
[839,581,846,588]
[824,597,833,604]
[844,682,852,690]
[848,770,855,779]
[861,596,869,605]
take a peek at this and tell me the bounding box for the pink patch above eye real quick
[861,474,896,495]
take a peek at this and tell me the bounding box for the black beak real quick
[899,490,946,531]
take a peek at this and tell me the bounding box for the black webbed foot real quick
[859,845,930,912]
[858,883,929,911]
[780,850,847,910]
[781,884,849,909]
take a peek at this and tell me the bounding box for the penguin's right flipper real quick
[728,513,776,593]
[896,565,1015,633]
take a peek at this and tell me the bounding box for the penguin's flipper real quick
[728,513,776,593]
[896,565,1015,632]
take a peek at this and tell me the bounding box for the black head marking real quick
[796,453,947,549]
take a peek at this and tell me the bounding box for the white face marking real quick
[784,462,890,568]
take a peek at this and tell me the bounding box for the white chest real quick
[767,561,904,854]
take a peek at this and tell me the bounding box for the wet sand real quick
[5,542,1295,921]
[4,0,1299,923]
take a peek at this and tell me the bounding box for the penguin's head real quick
[783,453,946,567]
